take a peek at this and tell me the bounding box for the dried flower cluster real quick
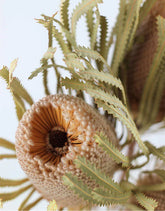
[15,94,118,209]
[126,0,165,121]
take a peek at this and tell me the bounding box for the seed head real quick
[15,94,118,209]
[126,0,165,122]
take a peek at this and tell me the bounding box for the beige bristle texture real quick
[126,0,165,121]
[15,94,118,209]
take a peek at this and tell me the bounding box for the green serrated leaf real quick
[0,138,15,151]
[74,156,123,193]
[43,47,56,60]
[60,0,70,31]
[111,0,142,76]
[21,197,42,211]
[96,99,148,155]
[0,178,28,187]
[145,141,165,161]
[78,68,126,104]
[92,188,131,206]
[135,192,158,211]
[71,0,103,38]
[95,133,129,167]
[76,46,111,72]
[18,189,35,211]
[12,93,26,120]
[0,184,32,202]
[63,173,95,204]
[98,16,108,60]
[91,8,100,50]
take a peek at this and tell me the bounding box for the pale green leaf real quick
[111,0,142,76]
[71,0,103,38]
[21,197,42,210]
[43,47,56,60]
[91,8,100,50]
[137,183,165,192]
[145,141,165,161]
[0,138,15,151]
[74,156,123,193]
[96,99,148,155]
[8,58,18,87]
[76,46,111,72]
[12,93,26,120]
[63,173,95,204]
[0,154,16,160]
[0,178,28,187]
[135,192,158,211]
[60,0,70,31]
[42,69,50,95]
[92,188,131,206]
[18,189,35,211]
[95,133,129,167]
[0,185,32,202]
[78,68,126,104]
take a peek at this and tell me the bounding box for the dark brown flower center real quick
[49,129,68,148]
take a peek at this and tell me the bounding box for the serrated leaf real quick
[12,93,26,120]
[43,47,56,59]
[0,184,32,202]
[95,133,129,167]
[98,16,108,60]
[78,68,126,104]
[63,173,95,204]
[60,0,70,31]
[91,8,100,50]
[96,99,148,155]
[0,178,28,187]
[145,141,165,161]
[0,67,33,107]
[0,154,16,160]
[0,138,15,151]
[71,0,103,38]
[65,53,85,71]
[18,189,35,211]
[138,183,165,192]
[76,46,111,72]
[135,192,158,211]
[111,0,142,76]
[74,156,123,193]
[8,58,18,86]
[92,188,131,206]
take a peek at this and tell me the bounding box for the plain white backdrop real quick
[0,0,164,210]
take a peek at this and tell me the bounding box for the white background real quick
[0,0,164,210]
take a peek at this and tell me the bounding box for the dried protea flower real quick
[15,94,118,209]
[126,0,165,122]
[132,173,165,210]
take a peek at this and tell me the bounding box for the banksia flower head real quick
[126,0,165,122]
[15,94,118,209]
